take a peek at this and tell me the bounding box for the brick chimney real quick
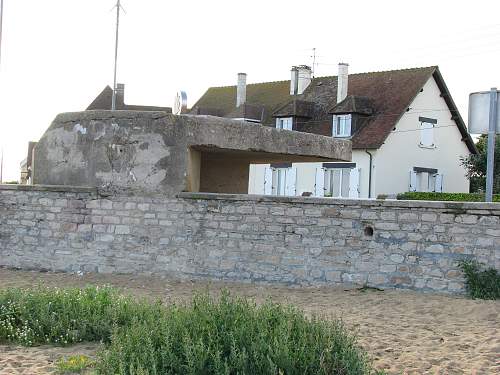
[337,63,349,103]
[236,73,247,107]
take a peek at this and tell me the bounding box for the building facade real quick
[192,65,476,198]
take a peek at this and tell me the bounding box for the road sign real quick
[468,90,500,134]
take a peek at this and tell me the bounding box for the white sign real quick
[468,90,500,134]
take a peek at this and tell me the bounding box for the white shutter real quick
[264,167,273,195]
[315,168,325,197]
[349,168,360,198]
[435,174,443,193]
[286,167,297,196]
[409,170,417,192]
[346,115,352,137]
[420,122,434,146]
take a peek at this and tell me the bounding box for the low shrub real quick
[55,354,95,374]
[98,292,377,374]
[0,287,380,374]
[397,192,500,202]
[459,260,500,300]
[0,286,162,346]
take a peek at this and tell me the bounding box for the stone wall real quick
[1,185,499,294]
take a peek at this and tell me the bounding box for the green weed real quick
[459,260,500,300]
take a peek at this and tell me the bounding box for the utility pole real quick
[0,148,3,184]
[111,0,123,110]
[486,88,498,202]
[0,0,4,68]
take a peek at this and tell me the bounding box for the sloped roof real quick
[191,67,476,153]
[191,80,290,124]
[87,85,172,113]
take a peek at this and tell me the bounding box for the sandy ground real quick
[0,269,498,374]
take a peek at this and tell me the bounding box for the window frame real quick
[275,117,293,131]
[332,114,352,137]
[323,166,351,198]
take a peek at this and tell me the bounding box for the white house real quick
[191,65,477,198]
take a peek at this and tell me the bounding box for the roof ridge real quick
[206,66,438,89]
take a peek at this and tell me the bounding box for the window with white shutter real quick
[321,163,359,198]
[409,167,441,192]
[419,117,436,147]
[264,166,297,196]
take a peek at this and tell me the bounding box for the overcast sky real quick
[1,0,499,181]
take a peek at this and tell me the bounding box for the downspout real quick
[365,149,373,198]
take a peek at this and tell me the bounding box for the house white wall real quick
[373,76,471,196]
[248,75,472,198]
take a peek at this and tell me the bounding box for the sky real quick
[1,0,500,181]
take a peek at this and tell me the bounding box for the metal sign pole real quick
[486,88,498,202]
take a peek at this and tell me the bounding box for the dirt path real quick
[0,268,498,374]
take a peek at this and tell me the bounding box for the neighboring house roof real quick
[87,85,172,113]
[191,67,477,153]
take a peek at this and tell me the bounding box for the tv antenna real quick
[111,0,125,110]
[311,48,316,78]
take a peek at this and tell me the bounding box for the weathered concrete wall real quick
[1,185,499,294]
[33,111,351,196]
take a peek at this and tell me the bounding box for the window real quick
[315,163,360,198]
[409,167,443,192]
[419,117,436,147]
[276,117,293,130]
[264,166,297,196]
[332,115,352,137]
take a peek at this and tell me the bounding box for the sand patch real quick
[0,268,498,374]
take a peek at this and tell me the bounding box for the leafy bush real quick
[459,260,500,300]
[0,287,380,375]
[56,354,95,374]
[396,192,500,202]
[98,292,377,375]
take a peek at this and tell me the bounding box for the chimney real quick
[296,65,312,94]
[290,67,299,95]
[337,63,349,103]
[236,73,247,107]
[290,65,312,95]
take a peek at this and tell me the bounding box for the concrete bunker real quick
[33,111,351,195]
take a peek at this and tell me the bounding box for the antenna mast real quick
[111,0,123,110]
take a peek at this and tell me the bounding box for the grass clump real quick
[55,354,95,374]
[0,287,379,375]
[0,286,162,346]
[459,260,500,300]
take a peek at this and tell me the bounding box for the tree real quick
[461,135,500,193]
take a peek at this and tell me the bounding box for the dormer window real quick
[333,114,352,137]
[276,117,293,130]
